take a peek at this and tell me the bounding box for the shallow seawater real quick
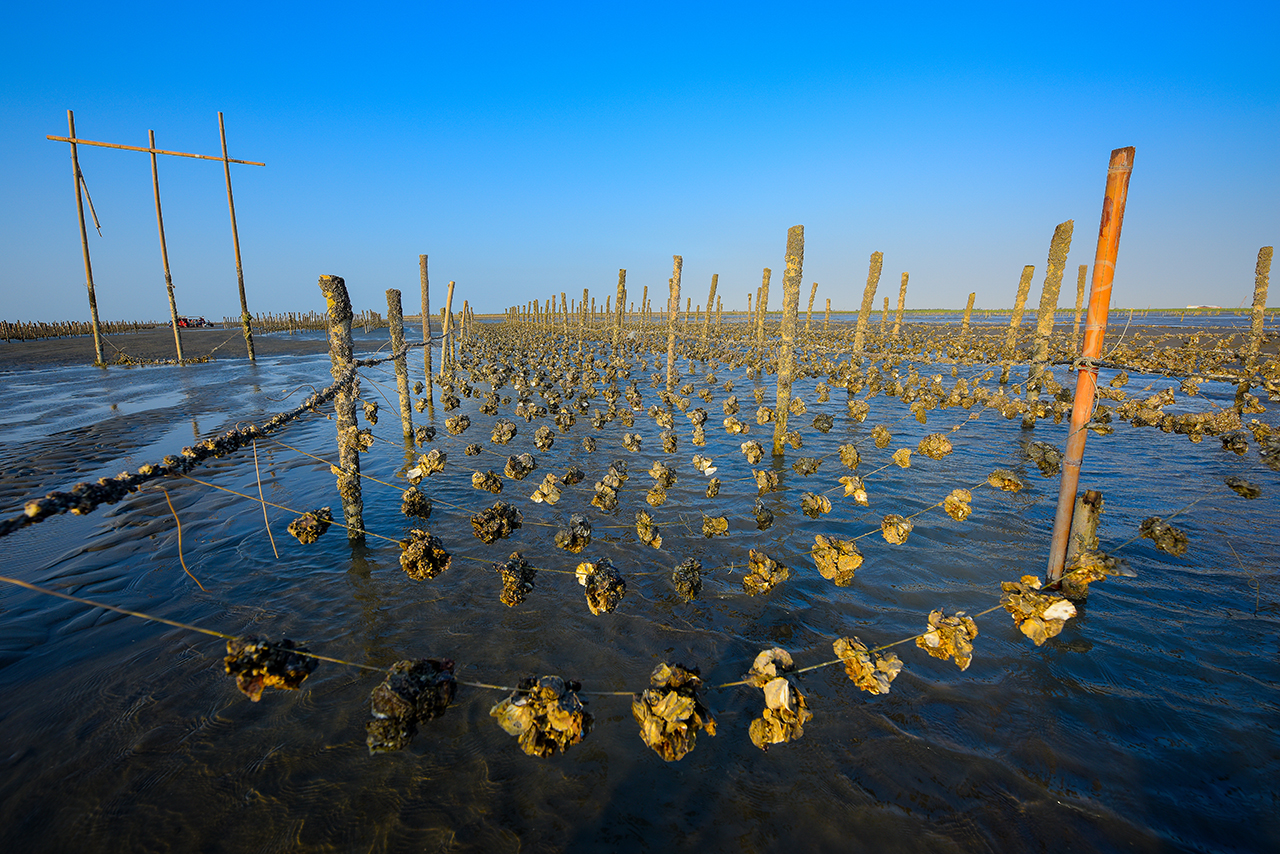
[0,338,1277,854]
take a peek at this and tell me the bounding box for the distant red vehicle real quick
[173,316,210,328]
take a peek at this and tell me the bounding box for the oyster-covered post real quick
[666,255,682,390]
[851,251,882,360]
[418,254,434,405]
[1025,220,1075,426]
[319,274,364,542]
[892,272,908,338]
[960,291,976,340]
[755,267,771,349]
[386,288,414,440]
[703,273,718,345]
[1000,264,1036,383]
[804,281,818,333]
[614,269,626,349]
[1048,146,1135,582]
[1072,264,1087,347]
[773,226,804,456]
[1237,246,1273,409]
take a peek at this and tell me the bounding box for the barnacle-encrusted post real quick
[386,288,414,440]
[1048,146,1135,582]
[440,280,456,373]
[1000,264,1036,383]
[824,297,831,332]
[1237,246,1273,409]
[1072,264,1087,348]
[805,281,818,333]
[320,274,364,542]
[1025,221,1075,425]
[703,273,718,346]
[419,254,434,405]
[614,269,626,350]
[892,272,908,338]
[961,291,976,340]
[851,251,882,360]
[773,226,804,456]
[755,267,771,349]
[666,255,682,390]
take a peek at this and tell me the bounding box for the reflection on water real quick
[0,342,1276,853]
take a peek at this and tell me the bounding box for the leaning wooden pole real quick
[386,288,414,440]
[1024,220,1075,427]
[755,268,772,348]
[703,273,718,346]
[666,256,682,390]
[440,280,456,374]
[961,292,977,340]
[1236,246,1274,410]
[1072,264,1087,346]
[804,281,818,333]
[1000,265,1036,383]
[218,112,255,361]
[319,274,364,543]
[773,226,804,456]
[1047,146,1135,583]
[149,129,184,362]
[892,273,908,338]
[851,251,883,359]
[67,110,105,366]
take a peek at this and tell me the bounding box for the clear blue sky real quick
[2,2,1276,321]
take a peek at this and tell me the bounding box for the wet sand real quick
[0,327,334,371]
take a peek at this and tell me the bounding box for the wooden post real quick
[66,111,105,366]
[703,273,718,344]
[1072,264,1087,346]
[419,255,434,405]
[1064,490,1104,569]
[1237,246,1273,409]
[1024,221,1075,427]
[893,272,908,338]
[747,293,753,330]
[804,281,818,333]
[442,280,456,369]
[614,269,626,349]
[880,296,889,337]
[386,288,414,439]
[1001,265,1036,383]
[1047,146,1135,582]
[773,226,804,456]
[756,268,771,348]
[961,292,976,339]
[716,295,722,328]
[218,112,255,361]
[148,129,184,362]
[319,274,364,542]
[824,297,831,332]
[851,251,883,358]
[666,256,682,389]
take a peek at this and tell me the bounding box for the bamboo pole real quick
[218,112,255,361]
[1047,146,1135,582]
[851,251,883,359]
[66,111,105,366]
[666,256,682,390]
[386,288,414,439]
[774,226,804,455]
[319,275,364,542]
[148,129,184,362]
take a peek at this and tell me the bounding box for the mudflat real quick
[0,327,334,371]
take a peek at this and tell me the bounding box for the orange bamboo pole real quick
[1046,146,1135,582]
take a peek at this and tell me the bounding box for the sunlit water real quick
[0,330,1276,853]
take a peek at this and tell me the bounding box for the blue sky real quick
[2,2,1276,321]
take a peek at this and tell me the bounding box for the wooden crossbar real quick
[45,134,265,166]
